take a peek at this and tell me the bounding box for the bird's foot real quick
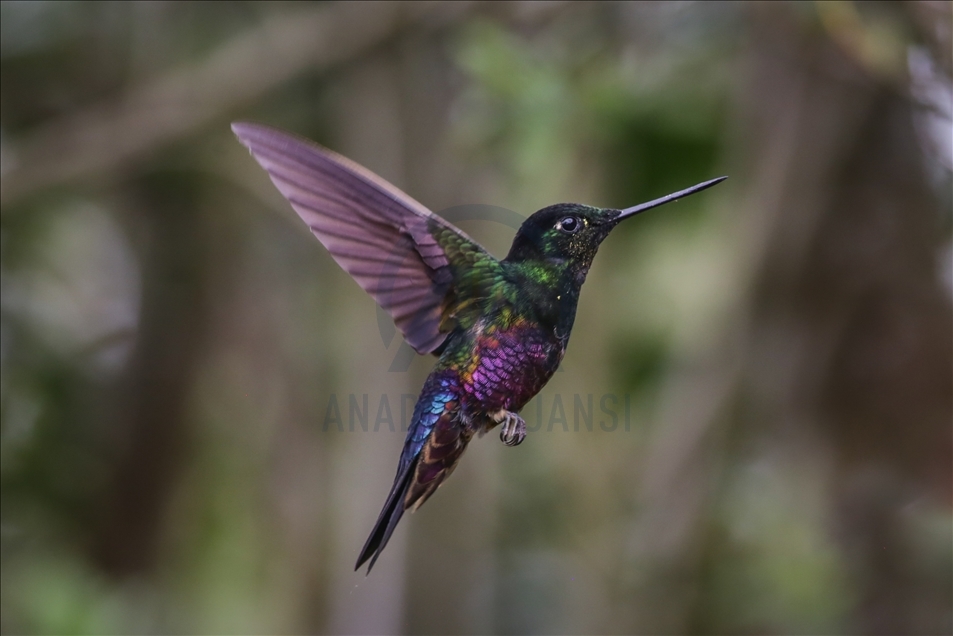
[494,410,526,447]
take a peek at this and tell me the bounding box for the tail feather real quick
[355,380,468,573]
[354,456,418,573]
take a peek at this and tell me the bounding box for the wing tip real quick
[231,120,255,139]
[232,121,307,151]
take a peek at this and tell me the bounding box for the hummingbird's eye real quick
[557,216,582,234]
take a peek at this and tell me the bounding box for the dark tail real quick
[355,457,418,573]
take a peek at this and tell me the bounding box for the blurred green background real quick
[1,2,951,634]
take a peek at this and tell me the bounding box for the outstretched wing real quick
[232,122,496,355]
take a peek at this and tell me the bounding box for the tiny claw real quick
[498,411,526,447]
[501,429,523,446]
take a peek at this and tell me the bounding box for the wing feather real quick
[232,122,498,354]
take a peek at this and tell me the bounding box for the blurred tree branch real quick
[0,1,475,208]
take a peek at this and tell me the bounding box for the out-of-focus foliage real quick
[1,2,950,634]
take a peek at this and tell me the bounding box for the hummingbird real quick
[232,122,725,573]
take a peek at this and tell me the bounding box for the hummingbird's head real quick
[504,177,727,269]
[505,204,622,267]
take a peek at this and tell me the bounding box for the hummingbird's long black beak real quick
[618,176,727,220]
